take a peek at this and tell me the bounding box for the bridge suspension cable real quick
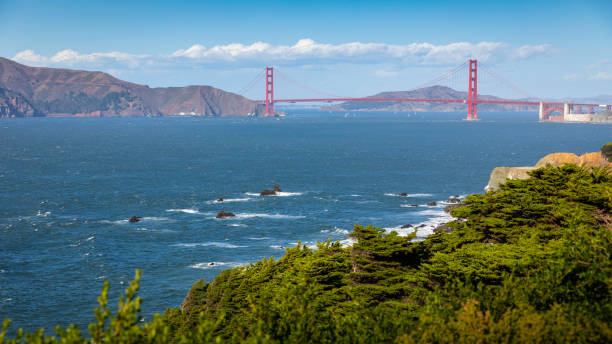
[479,63,538,100]
[237,69,266,96]
[275,68,346,99]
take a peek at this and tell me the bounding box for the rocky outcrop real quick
[0,57,263,117]
[129,216,142,223]
[216,211,236,218]
[485,150,612,192]
[0,88,37,117]
[260,184,282,196]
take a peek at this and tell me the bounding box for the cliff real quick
[0,57,263,117]
[485,148,612,192]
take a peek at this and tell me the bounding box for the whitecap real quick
[209,198,252,204]
[400,204,420,208]
[173,242,247,248]
[245,191,303,197]
[385,193,433,197]
[247,237,271,240]
[85,236,94,241]
[141,216,171,221]
[215,213,305,220]
[189,262,246,270]
[386,212,454,238]
[98,219,129,225]
[229,223,248,227]
[166,208,202,214]
[36,210,51,217]
[269,245,285,250]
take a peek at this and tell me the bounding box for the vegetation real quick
[602,142,612,162]
[1,164,611,343]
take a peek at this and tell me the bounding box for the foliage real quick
[1,164,611,343]
[602,142,612,162]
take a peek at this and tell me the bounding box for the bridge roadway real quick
[260,98,602,108]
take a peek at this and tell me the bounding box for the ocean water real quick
[0,111,610,332]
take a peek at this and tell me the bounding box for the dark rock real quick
[216,211,236,218]
[216,198,224,202]
[208,262,215,266]
[427,201,437,206]
[129,216,142,223]
[447,196,461,203]
[399,192,408,197]
[260,184,282,196]
[444,203,464,213]
[400,224,413,229]
[417,224,427,228]
[260,189,277,196]
[433,224,453,234]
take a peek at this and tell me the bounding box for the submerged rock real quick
[216,211,236,218]
[216,198,224,203]
[129,216,142,223]
[427,201,437,206]
[398,192,408,197]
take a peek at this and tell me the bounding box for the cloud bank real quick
[12,39,552,70]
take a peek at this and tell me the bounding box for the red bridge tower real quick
[265,67,274,116]
[467,59,478,120]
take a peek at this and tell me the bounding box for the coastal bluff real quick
[485,149,612,192]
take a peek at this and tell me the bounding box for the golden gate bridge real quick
[238,60,612,121]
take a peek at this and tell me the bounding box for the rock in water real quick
[399,192,408,197]
[216,211,236,218]
[129,216,142,223]
[217,198,224,203]
[427,201,437,206]
[260,184,282,196]
[400,224,413,229]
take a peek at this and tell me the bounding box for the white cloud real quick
[171,39,508,65]
[512,44,554,59]
[587,59,610,70]
[373,69,399,78]
[589,71,612,80]
[12,49,48,66]
[562,73,581,80]
[11,39,553,71]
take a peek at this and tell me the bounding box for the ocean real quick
[0,111,610,332]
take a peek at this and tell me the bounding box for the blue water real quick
[0,111,610,333]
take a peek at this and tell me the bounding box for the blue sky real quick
[0,0,610,99]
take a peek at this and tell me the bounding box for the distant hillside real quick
[0,57,263,117]
[325,85,537,112]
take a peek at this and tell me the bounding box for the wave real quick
[269,245,285,250]
[141,216,171,221]
[189,262,247,270]
[386,212,454,238]
[166,208,210,215]
[247,237,272,240]
[208,198,253,204]
[173,242,247,248]
[385,193,433,197]
[36,210,51,217]
[245,191,304,197]
[229,223,248,227]
[214,213,305,220]
[98,219,129,225]
[320,227,349,235]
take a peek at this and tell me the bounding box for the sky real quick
[0,0,611,100]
